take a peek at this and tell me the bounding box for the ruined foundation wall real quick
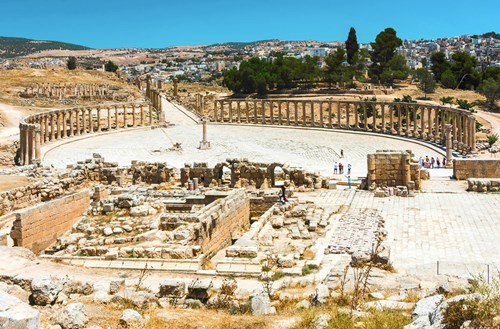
[10,190,90,254]
[453,159,500,180]
[197,190,250,257]
[367,150,421,190]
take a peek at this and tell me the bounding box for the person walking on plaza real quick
[431,157,435,168]
[340,149,344,158]
[334,162,338,174]
[443,157,447,168]
[279,184,287,203]
[347,163,351,175]
[436,158,441,168]
[339,163,344,174]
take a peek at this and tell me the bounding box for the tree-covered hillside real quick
[0,36,89,58]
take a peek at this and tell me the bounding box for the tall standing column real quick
[301,101,306,127]
[389,104,394,133]
[27,127,34,164]
[405,105,410,137]
[76,110,81,135]
[328,102,333,128]
[82,109,87,134]
[363,104,368,130]
[88,109,94,133]
[61,112,67,138]
[457,114,463,151]
[245,101,249,123]
[412,105,418,138]
[140,105,145,126]
[286,102,291,125]
[34,127,41,160]
[372,103,377,132]
[19,125,26,165]
[39,116,45,144]
[270,101,274,125]
[68,111,74,137]
[337,102,341,128]
[346,103,350,129]
[420,107,425,139]
[427,108,433,141]
[319,102,324,127]
[149,104,154,125]
[51,114,56,140]
[122,106,127,128]
[397,105,402,135]
[294,102,298,126]
[261,100,266,125]
[434,109,439,142]
[469,115,476,152]
[381,104,386,133]
[97,107,102,132]
[355,103,360,129]
[237,101,241,123]
[132,105,137,127]
[452,112,458,149]
[278,101,282,125]
[228,101,233,123]
[445,124,453,168]
[107,107,112,130]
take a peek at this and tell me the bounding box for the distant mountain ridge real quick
[0,36,90,58]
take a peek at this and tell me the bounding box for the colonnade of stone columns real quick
[24,83,112,99]
[18,102,158,165]
[210,99,476,153]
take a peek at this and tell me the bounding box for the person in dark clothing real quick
[279,184,288,203]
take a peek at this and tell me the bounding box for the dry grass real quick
[0,68,139,108]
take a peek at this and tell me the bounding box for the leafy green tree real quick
[450,51,480,90]
[345,27,359,65]
[324,48,347,85]
[369,27,403,83]
[478,78,500,111]
[379,54,408,84]
[415,68,436,98]
[441,69,457,89]
[430,52,450,82]
[67,56,77,70]
[482,66,500,82]
[104,60,118,72]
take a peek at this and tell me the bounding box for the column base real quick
[198,141,211,150]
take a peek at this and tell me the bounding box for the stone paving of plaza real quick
[43,99,443,178]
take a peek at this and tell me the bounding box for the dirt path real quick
[475,110,500,137]
[0,102,23,142]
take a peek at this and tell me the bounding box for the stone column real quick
[278,101,282,125]
[68,111,73,137]
[261,100,266,125]
[372,103,377,132]
[122,105,127,128]
[27,127,34,164]
[355,103,360,129]
[51,114,56,140]
[427,108,433,141]
[286,101,291,125]
[113,105,118,129]
[445,124,453,168]
[245,100,249,123]
[420,107,425,139]
[199,118,211,149]
[405,105,411,137]
[132,105,137,127]
[457,114,463,151]
[319,102,324,127]
[397,105,402,135]
[173,78,178,97]
[452,112,458,149]
[434,109,440,143]
[237,101,241,123]
[60,112,66,138]
[302,101,306,127]
[382,103,386,133]
[34,127,41,160]
[82,109,87,134]
[96,107,102,132]
[75,109,81,135]
[228,101,233,123]
[149,104,154,125]
[19,125,26,165]
[328,102,333,128]
[293,101,299,126]
[107,107,112,130]
[337,102,341,128]
[345,103,350,129]
[363,103,368,130]
[137,105,143,126]
[469,115,476,152]
[413,105,418,138]
[389,104,394,133]
[40,116,45,144]
[310,101,315,127]
[88,109,94,133]
[270,101,274,125]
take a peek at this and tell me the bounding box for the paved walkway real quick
[43,99,443,177]
[347,190,500,276]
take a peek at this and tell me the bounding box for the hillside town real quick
[1,33,499,86]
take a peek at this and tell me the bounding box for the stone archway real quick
[268,162,288,187]
[213,162,232,187]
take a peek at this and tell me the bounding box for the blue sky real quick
[2,0,499,48]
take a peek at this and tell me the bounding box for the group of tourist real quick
[419,155,447,169]
[333,162,351,175]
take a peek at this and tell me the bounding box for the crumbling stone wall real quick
[366,150,421,191]
[181,159,319,189]
[197,190,250,257]
[10,190,90,254]
[453,159,500,180]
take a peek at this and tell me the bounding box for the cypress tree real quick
[345,27,359,65]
